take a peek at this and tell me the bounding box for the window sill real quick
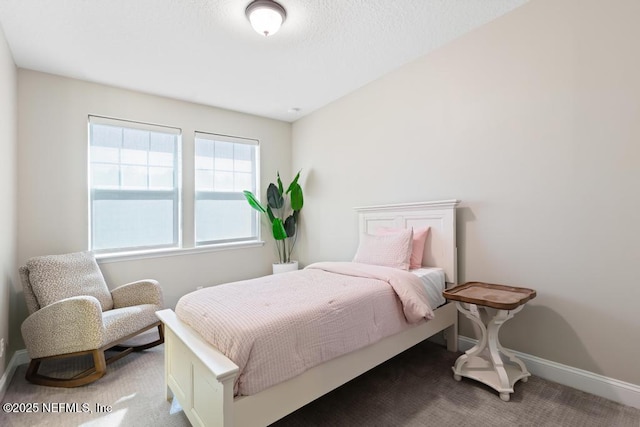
[95,240,265,264]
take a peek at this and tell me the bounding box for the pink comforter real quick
[175,262,434,396]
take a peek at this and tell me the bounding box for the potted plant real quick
[244,171,303,273]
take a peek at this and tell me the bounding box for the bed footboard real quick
[157,302,457,427]
[156,309,239,427]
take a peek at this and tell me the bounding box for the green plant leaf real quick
[246,171,303,262]
[277,172,284,195]
[243,191,266,213]
[290,183,303,211]
[266,206,276,223]
[267,183,284,209]
[272,218,287,240]
[286,170,301,194]
[284,215,296,237]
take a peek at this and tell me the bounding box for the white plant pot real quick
[272,261,298,274]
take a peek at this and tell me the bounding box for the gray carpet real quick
[1,336,638,427]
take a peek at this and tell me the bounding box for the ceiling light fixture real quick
[245,0,287,37]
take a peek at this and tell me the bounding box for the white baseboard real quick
[0,349,29,402]
[458,336,640,409]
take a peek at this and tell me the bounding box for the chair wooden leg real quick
[92,349,107,378]
[25,359,41,382]
[111,323,165,352]
[70,350,108,384]
[131,324,164,351]
[26,349,107,388]
[25,322,164,388]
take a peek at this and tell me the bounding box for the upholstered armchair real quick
[19,251,164,387]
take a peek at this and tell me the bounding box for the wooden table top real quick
[442,282,536,310]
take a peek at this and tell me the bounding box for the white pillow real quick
[353,228,413,270]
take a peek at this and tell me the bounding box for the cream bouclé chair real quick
[19,251,164,387]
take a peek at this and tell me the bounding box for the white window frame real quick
[88,115,182,254]
[194,131,260,247]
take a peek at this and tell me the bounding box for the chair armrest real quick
[21,296,104,359]
[111,279,163,309]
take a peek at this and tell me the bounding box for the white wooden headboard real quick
[354,200,460,286]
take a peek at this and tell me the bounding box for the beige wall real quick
[0,22,17,377]
[16,70,291,348]
[292,0,640,385]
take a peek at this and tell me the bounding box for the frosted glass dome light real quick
[245,0,287,37]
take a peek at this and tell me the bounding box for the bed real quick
[156,199,460,427]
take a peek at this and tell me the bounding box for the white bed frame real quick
[156,199,460,427]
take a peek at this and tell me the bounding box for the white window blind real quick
[194,132,259,245]
[89,116,181,253]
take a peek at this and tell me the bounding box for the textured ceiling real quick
[0,0,528,122]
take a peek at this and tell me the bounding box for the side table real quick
[443,282,536,401]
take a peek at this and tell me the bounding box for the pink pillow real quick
[353,228,413,270]
[377,226,430,269]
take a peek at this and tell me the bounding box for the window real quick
[89,116,181,253]
[194,132,259,245]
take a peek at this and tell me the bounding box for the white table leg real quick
[493,306,529,375]
[453,302,487,380]
[452,302,530,401]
